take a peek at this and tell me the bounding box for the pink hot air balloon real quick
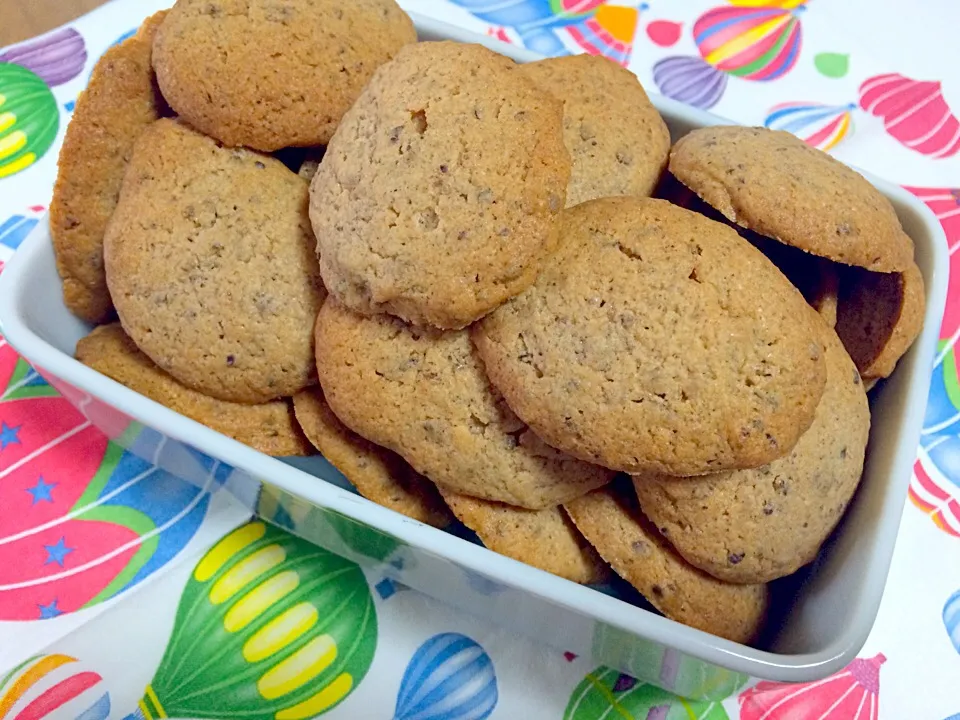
[0,653,110,720]
[740,653,886,719]
[860,73,960,159]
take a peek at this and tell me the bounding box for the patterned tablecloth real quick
[0,1,958,718]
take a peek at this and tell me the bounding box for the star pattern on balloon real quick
[25,475,57,504]
[43,536,74,567]
[0,420,22,449]
[37,598,62,619]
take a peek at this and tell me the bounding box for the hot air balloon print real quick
[0,28,86,87]
[945,589,960,655]
[0,653,110,720]
[739,653,886,720]
[0,341,220,619]
[655,4,806,110]
[0,63,59,179]
[564,667,729,719]
[860,73,960,159]
[449,1,644,66]
[765,101,856,151]
[394,633,498,720]
[0,206,44,252]
[132,521,376,720]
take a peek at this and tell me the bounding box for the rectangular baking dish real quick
[0,13,948,695]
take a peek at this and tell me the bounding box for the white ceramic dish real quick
[0,13,948,696]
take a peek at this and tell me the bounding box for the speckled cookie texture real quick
[76,324,311,456]
[633,327,870,584]
[152,0,416,151]
[50,11,168,324]
[835,262,925,380]
[437,488,608,584]
[564,485,769,644]
[309,41,571,329]
[474,197,827,477]
[668,126,915,273]
[104,118,325,404]
[314,298,614,509]
[292,387,453,528]
[520,54,670,207]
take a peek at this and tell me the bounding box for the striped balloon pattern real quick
[563,667,728,720]
[740,654,886,720]
[655,4,805,110]
[0,337,220,620]
[448,0,643,66]
[945,589,960,655]
[765,101,856,151]
[0,653,110,720]
[394,633,498,720]
[134,521,376,720]
[0,29,86,87]
[694,4,804,80]
[860,73,960,159]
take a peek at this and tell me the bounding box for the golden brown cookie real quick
[315,298,614,509]
[310,41,570,329]
[520,54,670,206]
[474,197,827,477]
[634,327,870,584]
[668,126,914,272]
[76,324,311,456]
[438,488,608,584]
[104,119,325,404]
[835,262,925,380]
[152,0,416,151]
[50,11,168,324]
[292,387,452,528]
[565,485,769,644]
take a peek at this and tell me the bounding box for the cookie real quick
[474,197,827,477]
[520,54,670,206]
[314,298,614,509]
[104,119,325,403]
[50,11,168,324]
[152,0,416,151]
[76,324,311,456]
[438,488,608,584]
[835,262,925,380]
[633,326,870,584]
[310,41,570,329]
[292,387,453,528]
[668,126,915,272]
[564,485,769,644]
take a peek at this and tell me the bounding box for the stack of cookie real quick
[51,0,926,648]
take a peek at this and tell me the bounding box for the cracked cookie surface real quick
[668,126,914,272]
[309,41,571,329]
[633,326,870,584]
[474,197,827,476]
[314,298,613,509]
[104,119,325,403]
[520,53,669,206]
[153,0,416,151]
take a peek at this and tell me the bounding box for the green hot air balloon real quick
[0,63,59,178]
[136,521,377,720]
[564,667,730,720]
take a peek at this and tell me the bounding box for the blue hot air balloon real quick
[945,589,960,655]
[394,633,498,720]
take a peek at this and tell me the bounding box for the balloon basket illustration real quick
[450,0,646,66]
[394,633,498,720]
[564,666,730,719]
[654,3,805,109]
[129,521,376,720]
[739,653,886,719]
[0,341,218,620]
[0,653,110,720]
